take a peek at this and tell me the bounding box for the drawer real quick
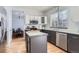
[68,34,79,39]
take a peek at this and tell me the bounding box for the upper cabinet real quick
[41,16,47,24]
[25,15,47,29]
[25,15,47,25]
[35,16,41,24]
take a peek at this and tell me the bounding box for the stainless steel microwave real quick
[30,20,38,24]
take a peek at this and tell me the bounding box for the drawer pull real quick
[71,36,79,39]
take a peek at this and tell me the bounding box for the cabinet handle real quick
[58,33,67,36]
[71,36,79,39]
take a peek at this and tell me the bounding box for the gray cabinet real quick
[25,33,31,52]
[48,30,56,45]
[25,31,47,53]
[41,29,56,45]
[68,34,79,53]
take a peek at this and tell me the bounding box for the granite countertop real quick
[26,30,48,37]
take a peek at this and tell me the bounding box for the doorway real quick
[12,10,25,39]
[11,10,26,52]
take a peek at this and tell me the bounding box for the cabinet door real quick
[41,16,47,24]
[47,31,52,42]
[41,30,56,45]
[41,17,45,23]
[38,16,41,24]
[45,17,47,24]
[68,34,79,53]
[50,31,56,45]
[47,30,56,45]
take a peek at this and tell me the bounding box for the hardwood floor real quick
[0,37,65,53]
[47,42,65,53]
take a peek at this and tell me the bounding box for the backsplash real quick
[74,21,79,32]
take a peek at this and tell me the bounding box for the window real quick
[50,9,69,29]
[58,9,69,28]
[50,12,58,28]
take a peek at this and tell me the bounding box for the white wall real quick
[4,6,12,48]
[12,13,25,30]
[43,6,79,32]
[66,6,79,31]
[0,6,7,16]
[12,7,43,16]
[68,6,79,21]
[43,7,58,28]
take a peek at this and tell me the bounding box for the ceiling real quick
[13,6,56,12]
[12,6,57,16]
[24,6,55,12]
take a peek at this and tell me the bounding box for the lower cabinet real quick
[41,29,56,45]
[48,31,56,45]
[68,34,79,53]
[25,31,47,53]
[41,30,79,53]
[41,29,79,53]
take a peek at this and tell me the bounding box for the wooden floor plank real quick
[0,37,65,53]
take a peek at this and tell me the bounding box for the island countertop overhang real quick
[26,30,48,37]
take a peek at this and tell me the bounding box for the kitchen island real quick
[25,30,48,53]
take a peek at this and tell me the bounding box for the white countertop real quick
[43,28,79,35]
[26,30,48,37]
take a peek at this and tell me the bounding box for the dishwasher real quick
[56,32,67,51]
